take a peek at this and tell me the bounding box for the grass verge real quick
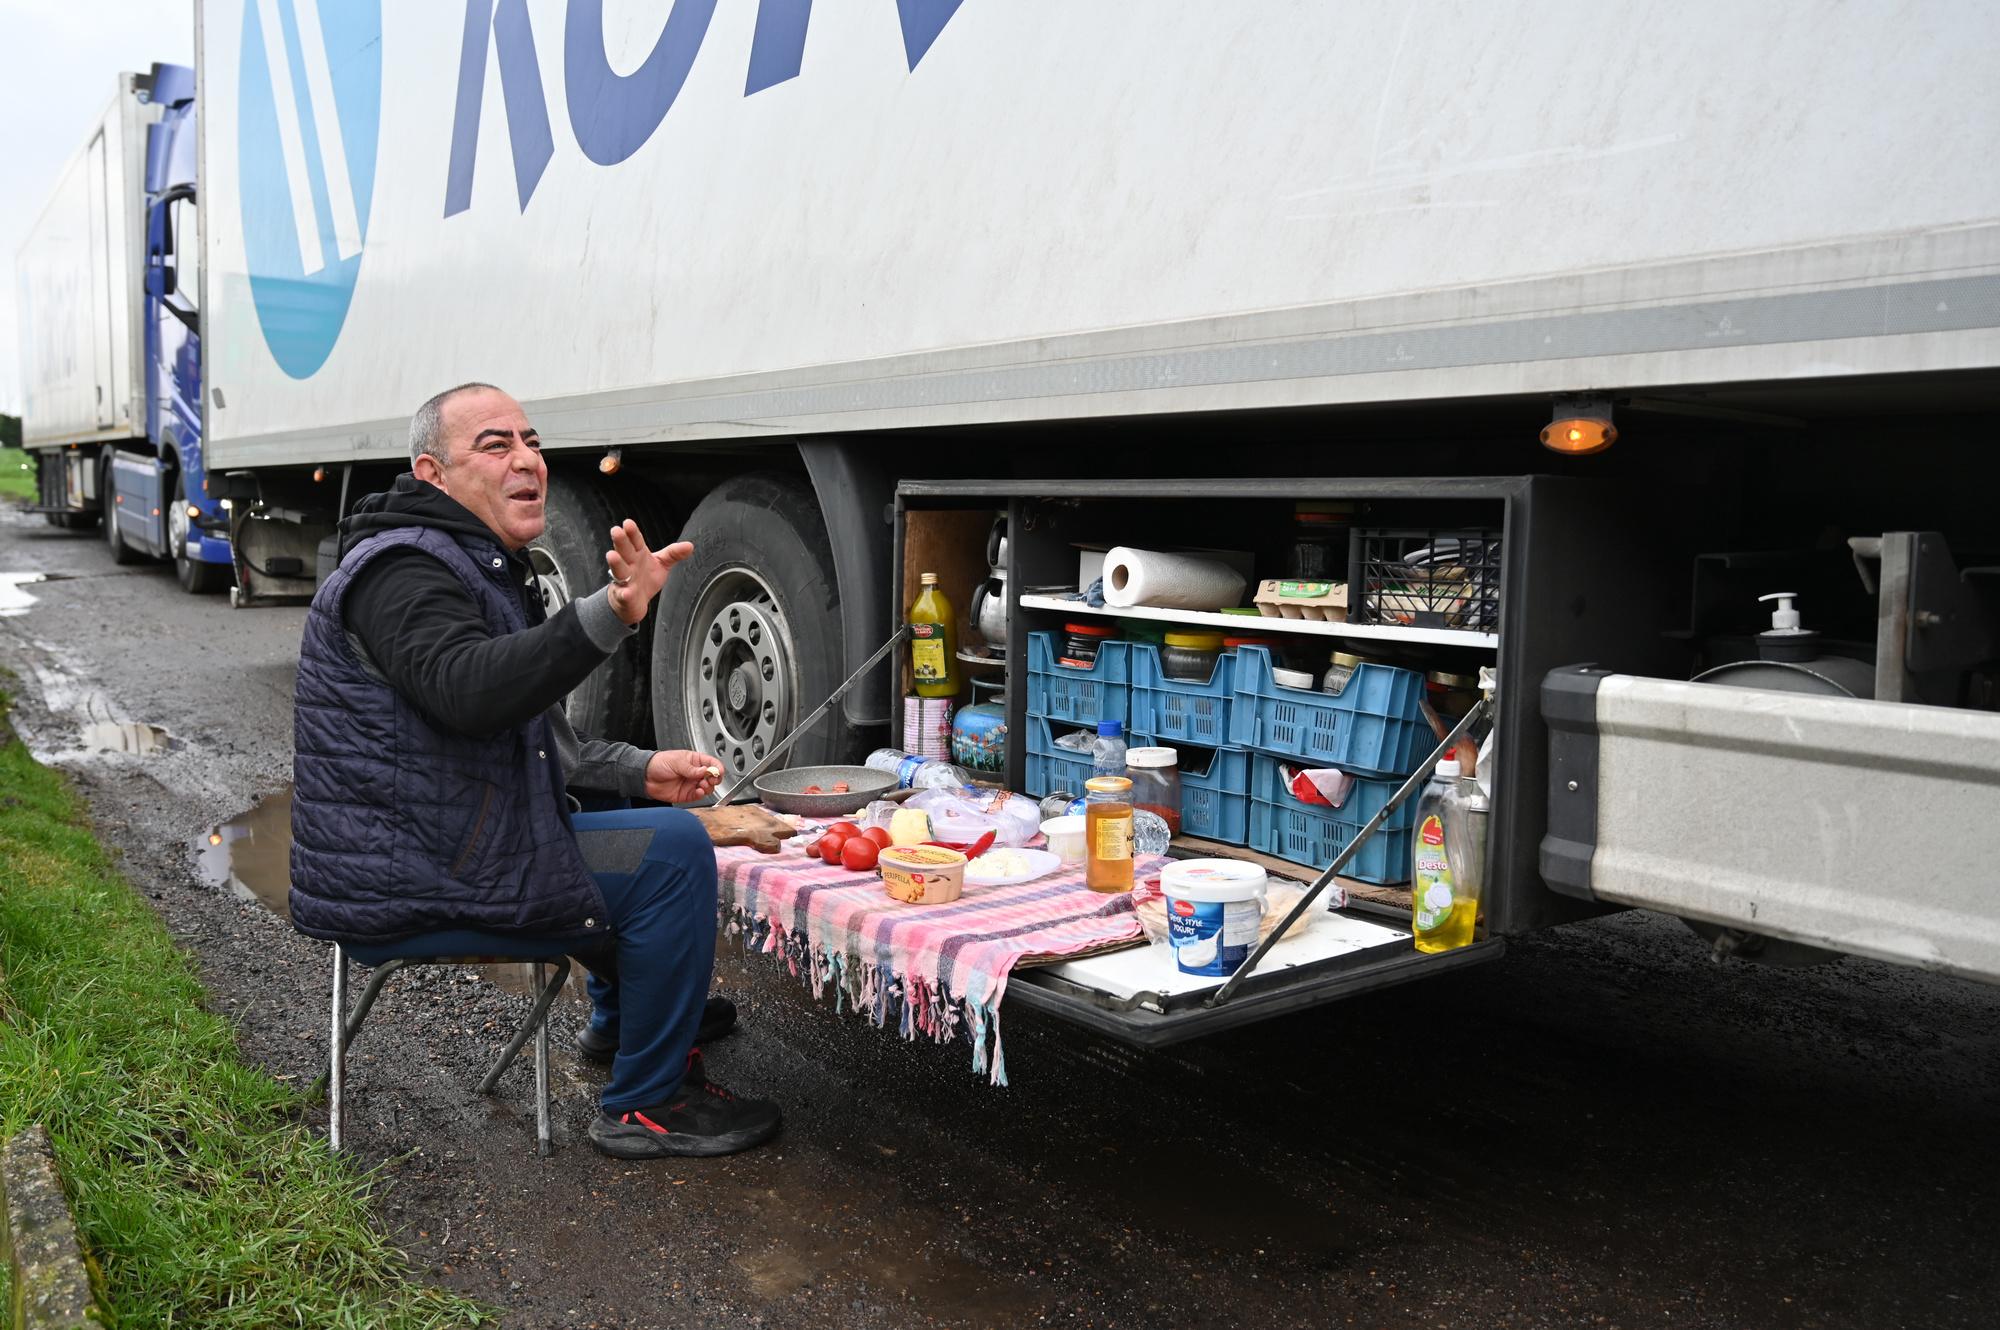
[0,695,494,1327]
[0,448,34,502]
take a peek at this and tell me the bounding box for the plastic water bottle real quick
[1091,720,1127,779]
[865,747,971,790]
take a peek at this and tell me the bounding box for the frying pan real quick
[752,765,898,816]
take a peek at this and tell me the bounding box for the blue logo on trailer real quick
[239,0,381,379]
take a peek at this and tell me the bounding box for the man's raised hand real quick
[604,520,694,625]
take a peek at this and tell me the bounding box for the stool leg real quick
[533,961,553,1157]
[329,944,348,1151]
[479,956,571,1095]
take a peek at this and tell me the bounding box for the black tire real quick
[103,455,141,566]
[651,473,859,781]
[527,472,680,745]
[171,470,230,594]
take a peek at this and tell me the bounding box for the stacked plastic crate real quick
[1127,643,1253,843]
[1023,632,1132,800]
[1227,645,1429,883]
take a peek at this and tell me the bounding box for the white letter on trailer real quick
[254,0,324,275]
[290,0,364,261]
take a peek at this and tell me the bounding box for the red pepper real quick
[921,829,998,859]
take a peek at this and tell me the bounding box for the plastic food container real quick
[1271,666,1316,690]
[1040,814,1087,865]
[878,845,968,904]
[1062,621,1119,667]
[1159,630,1226,682]
[1160,859,1268,976]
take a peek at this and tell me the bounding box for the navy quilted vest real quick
[289,525,607,944]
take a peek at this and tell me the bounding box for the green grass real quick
[0,696,495,1328]
[0,448,34,502]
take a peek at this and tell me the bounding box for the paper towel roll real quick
[1100,546,1248,610]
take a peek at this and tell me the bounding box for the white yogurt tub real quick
[1161,859,1267,976]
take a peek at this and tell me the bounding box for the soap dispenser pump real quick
[1756,591,1821,662]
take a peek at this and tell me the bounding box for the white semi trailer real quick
[191,0,2000,1039]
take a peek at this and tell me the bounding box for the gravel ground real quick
[2,499,1996,1330]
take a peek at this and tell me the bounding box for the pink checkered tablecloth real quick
[715,842,1162,1084]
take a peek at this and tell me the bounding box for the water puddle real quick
[195,787,296,917]
[192,784,587,1005]
[0,572,46,616]
[77,721,173,754]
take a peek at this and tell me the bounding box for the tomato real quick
[841,837,880,871]
[831,781,850,793]
[802,784,823,795]
[862,826,893,850]
[827,821,861,838]
[818,833,849,865]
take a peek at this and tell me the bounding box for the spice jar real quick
[1159,630,1226,682]
[1062,621,1118,668]
[1083,775,1135,892]
[1125,746,1182,835]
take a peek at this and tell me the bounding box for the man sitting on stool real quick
[289,381,781,1159]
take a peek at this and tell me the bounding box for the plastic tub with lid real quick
[1160,858,1268,976]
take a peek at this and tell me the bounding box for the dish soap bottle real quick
[909,573,959,699]
[1411,759,1478,952]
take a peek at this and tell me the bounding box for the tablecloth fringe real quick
[726,909,1009,1086]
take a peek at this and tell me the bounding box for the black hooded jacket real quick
[339,476,642,787]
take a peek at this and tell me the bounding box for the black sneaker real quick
[574,996,738,1064]
[588,1059,781,1159]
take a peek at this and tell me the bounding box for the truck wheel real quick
[527,473,679,744]
[651,473,857,781]
[102,456,140,566]
[171,472,229,594]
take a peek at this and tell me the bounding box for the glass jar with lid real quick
[1061,621,1118,668]
[1124,746,1182,835]
[1083,776,1135,892]
[1287,504,1353,581]
[1322,648,1386,697]
[1426,670,1480,720]
[1159,630,1226,682]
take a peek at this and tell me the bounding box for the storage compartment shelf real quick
[1018,593,1499,649]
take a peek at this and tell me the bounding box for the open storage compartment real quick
[892,476,1662,1046]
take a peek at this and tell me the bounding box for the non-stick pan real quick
[752,765,898,816]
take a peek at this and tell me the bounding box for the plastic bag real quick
[906,785,1042,846]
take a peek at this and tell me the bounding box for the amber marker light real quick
[1540,394,1617,456]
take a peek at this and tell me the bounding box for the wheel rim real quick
[168,480,189,561]
[681,567,799,777]
[526,545,572,618]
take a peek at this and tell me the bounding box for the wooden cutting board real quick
[691,805,798,854]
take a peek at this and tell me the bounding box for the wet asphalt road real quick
[2,500,1996,1330]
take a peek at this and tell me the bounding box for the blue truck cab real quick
[103,61,232,593]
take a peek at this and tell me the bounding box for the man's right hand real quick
[604,520,694,626]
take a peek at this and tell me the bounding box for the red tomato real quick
[818,833,849,865]
[841,837,880,871]
[802,784,823,795]
[827,821,861,838]
[862,826,893,850]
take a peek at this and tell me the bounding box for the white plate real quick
[963,848,1064,887]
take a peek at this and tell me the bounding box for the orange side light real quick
[1540,417,1617,456]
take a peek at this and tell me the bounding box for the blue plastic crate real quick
[1247,755,1413,885]
[1226,645,1428,777]
[1027,631,1131,729]
[1130,644,1235,746]
[1024,714,1098,800]
[1128,736,1250,844]
[1249,752,1418,832]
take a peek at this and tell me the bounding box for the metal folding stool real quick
[316,931,578,1157]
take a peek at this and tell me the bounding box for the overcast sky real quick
[2,0,194,418]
